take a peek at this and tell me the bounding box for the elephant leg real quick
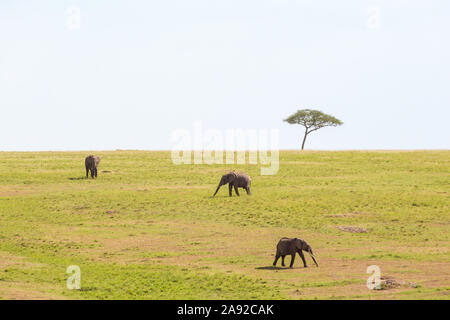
[298,250,307,267]
[94,167,98,177]
[245,187,251,195]
[281,255,286,267]
[228,184,233,197]
[86,168,89,178]
[234,185,240,196]
[289,253,296,268]
[273,254,280,266]
[91,167,95,179]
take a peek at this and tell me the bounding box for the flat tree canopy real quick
[284,109,343,150]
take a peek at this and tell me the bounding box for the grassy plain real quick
[0,150,449,299]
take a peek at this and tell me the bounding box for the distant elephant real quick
[85,155,101,179]
[212,172,251,197]
[273,237,318,268]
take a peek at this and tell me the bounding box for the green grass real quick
[0,150,449,299]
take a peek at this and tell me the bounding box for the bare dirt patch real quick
[0,282,67,300]
[327,211,374,218]
[338,226,368,233]
[0,186,35,197]
[379,276,401,290]
[0,251,44,269]
[328,214,352,218]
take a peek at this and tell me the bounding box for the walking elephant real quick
[85,155,101,179]
[212,172,251,197]
[273,237,318,268]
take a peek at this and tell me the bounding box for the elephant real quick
[273,237,318,268]
[212,172,251,197]
[85,155,101,179]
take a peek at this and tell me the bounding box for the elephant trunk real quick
[308,249,319,267]
[212,183,222,197]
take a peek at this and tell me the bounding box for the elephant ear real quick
[220,173,230,184]
[302,240,310,250]
[294,238,303,248]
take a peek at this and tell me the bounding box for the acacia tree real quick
[284,109,343,150]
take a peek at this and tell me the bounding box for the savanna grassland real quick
[0,150,449,300]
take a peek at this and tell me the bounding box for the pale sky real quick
[1,0,449,151]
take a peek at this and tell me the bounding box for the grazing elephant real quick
[273,237,318,268]
[85,155,101,179]
[212,172,251,197]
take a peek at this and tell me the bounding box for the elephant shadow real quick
[255,266,292,271]
[68,177,86,181]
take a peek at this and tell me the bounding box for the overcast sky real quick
[1,0,449,151]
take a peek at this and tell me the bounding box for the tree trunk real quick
[301,130,308,150]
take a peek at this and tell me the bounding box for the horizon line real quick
[0,149,448,153]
